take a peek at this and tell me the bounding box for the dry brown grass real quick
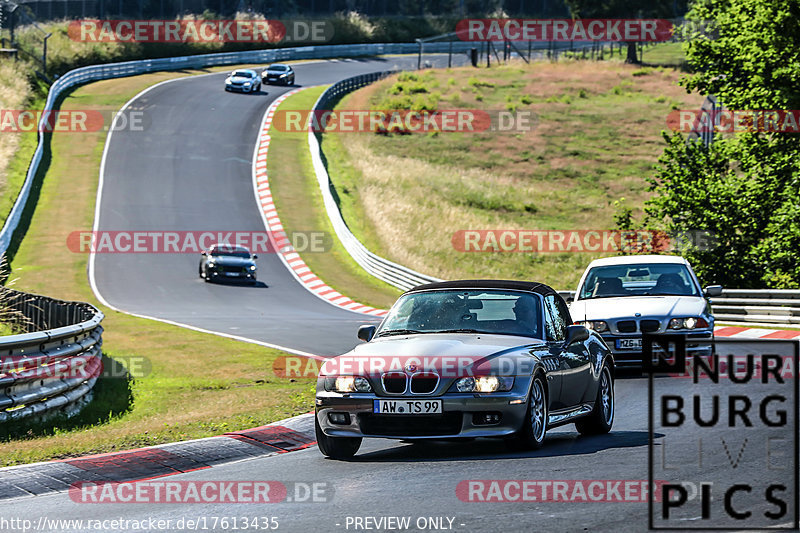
[0,60,33,197]
[324,60,701,289]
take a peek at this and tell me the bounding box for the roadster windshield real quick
[578,263,700,299]
[376,289,543,339]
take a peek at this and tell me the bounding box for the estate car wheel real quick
[315,413,361,460]
[507,373,548,450]
[576,364,614,435]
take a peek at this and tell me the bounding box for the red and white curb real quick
[251,88,387,318]
[714,325,800,339]
[0,413,317,500]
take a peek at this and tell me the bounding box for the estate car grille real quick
[359,412,462,437]
[640,319,661,333]
[617,320,637,333]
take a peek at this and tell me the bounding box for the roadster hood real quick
[321,334,544,377]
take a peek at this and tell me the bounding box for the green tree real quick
[646,0,800,287]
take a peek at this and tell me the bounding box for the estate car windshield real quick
[269,65,288,71]
[578,263,700,299]
[376,289,543,339]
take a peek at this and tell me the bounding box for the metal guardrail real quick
[308,72,442,292]
[0,288,104,423]
[0,41,476,256]
[710,289,800,325]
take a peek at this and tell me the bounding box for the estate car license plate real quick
[224,272,240,277]
[373,399,442,415]
[616,338,643,350]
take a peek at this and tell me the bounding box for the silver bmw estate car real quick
[315,280,615,459]
[570,255,722,367]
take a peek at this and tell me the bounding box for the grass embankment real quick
[0,60,38,229]
[641,42,687,67]
[266,87,401,310]
[321,60,700,290]
[1,67,315,467]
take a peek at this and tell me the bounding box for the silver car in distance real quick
[570,255,722,368]
[315,280,615,460]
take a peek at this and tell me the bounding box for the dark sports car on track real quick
[315,280,615,459]
[262,63,295,85]
[199,244,258,284]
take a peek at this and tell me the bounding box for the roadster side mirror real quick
[564,324,589,346]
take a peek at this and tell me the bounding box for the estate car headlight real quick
[577,320,608,333]
[249,265,257,270]
[452,376,514,393]
[327,376,372,393]
[668,317,709,330]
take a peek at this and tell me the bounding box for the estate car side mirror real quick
[704,285,723,297]
[252,254,258,259]
[200,251,207,256]
[564,324,589,346]
[357,325,376,342]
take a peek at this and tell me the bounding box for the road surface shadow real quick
[348,430,660,463]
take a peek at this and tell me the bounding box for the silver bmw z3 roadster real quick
[315,280,615,459]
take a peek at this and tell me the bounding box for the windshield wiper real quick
[376,329,423,337]
[438,328,484,334]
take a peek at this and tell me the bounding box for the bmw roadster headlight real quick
[452,376,514,393]
[327,376,372,393]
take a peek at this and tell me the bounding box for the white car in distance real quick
[569,255,722,368]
